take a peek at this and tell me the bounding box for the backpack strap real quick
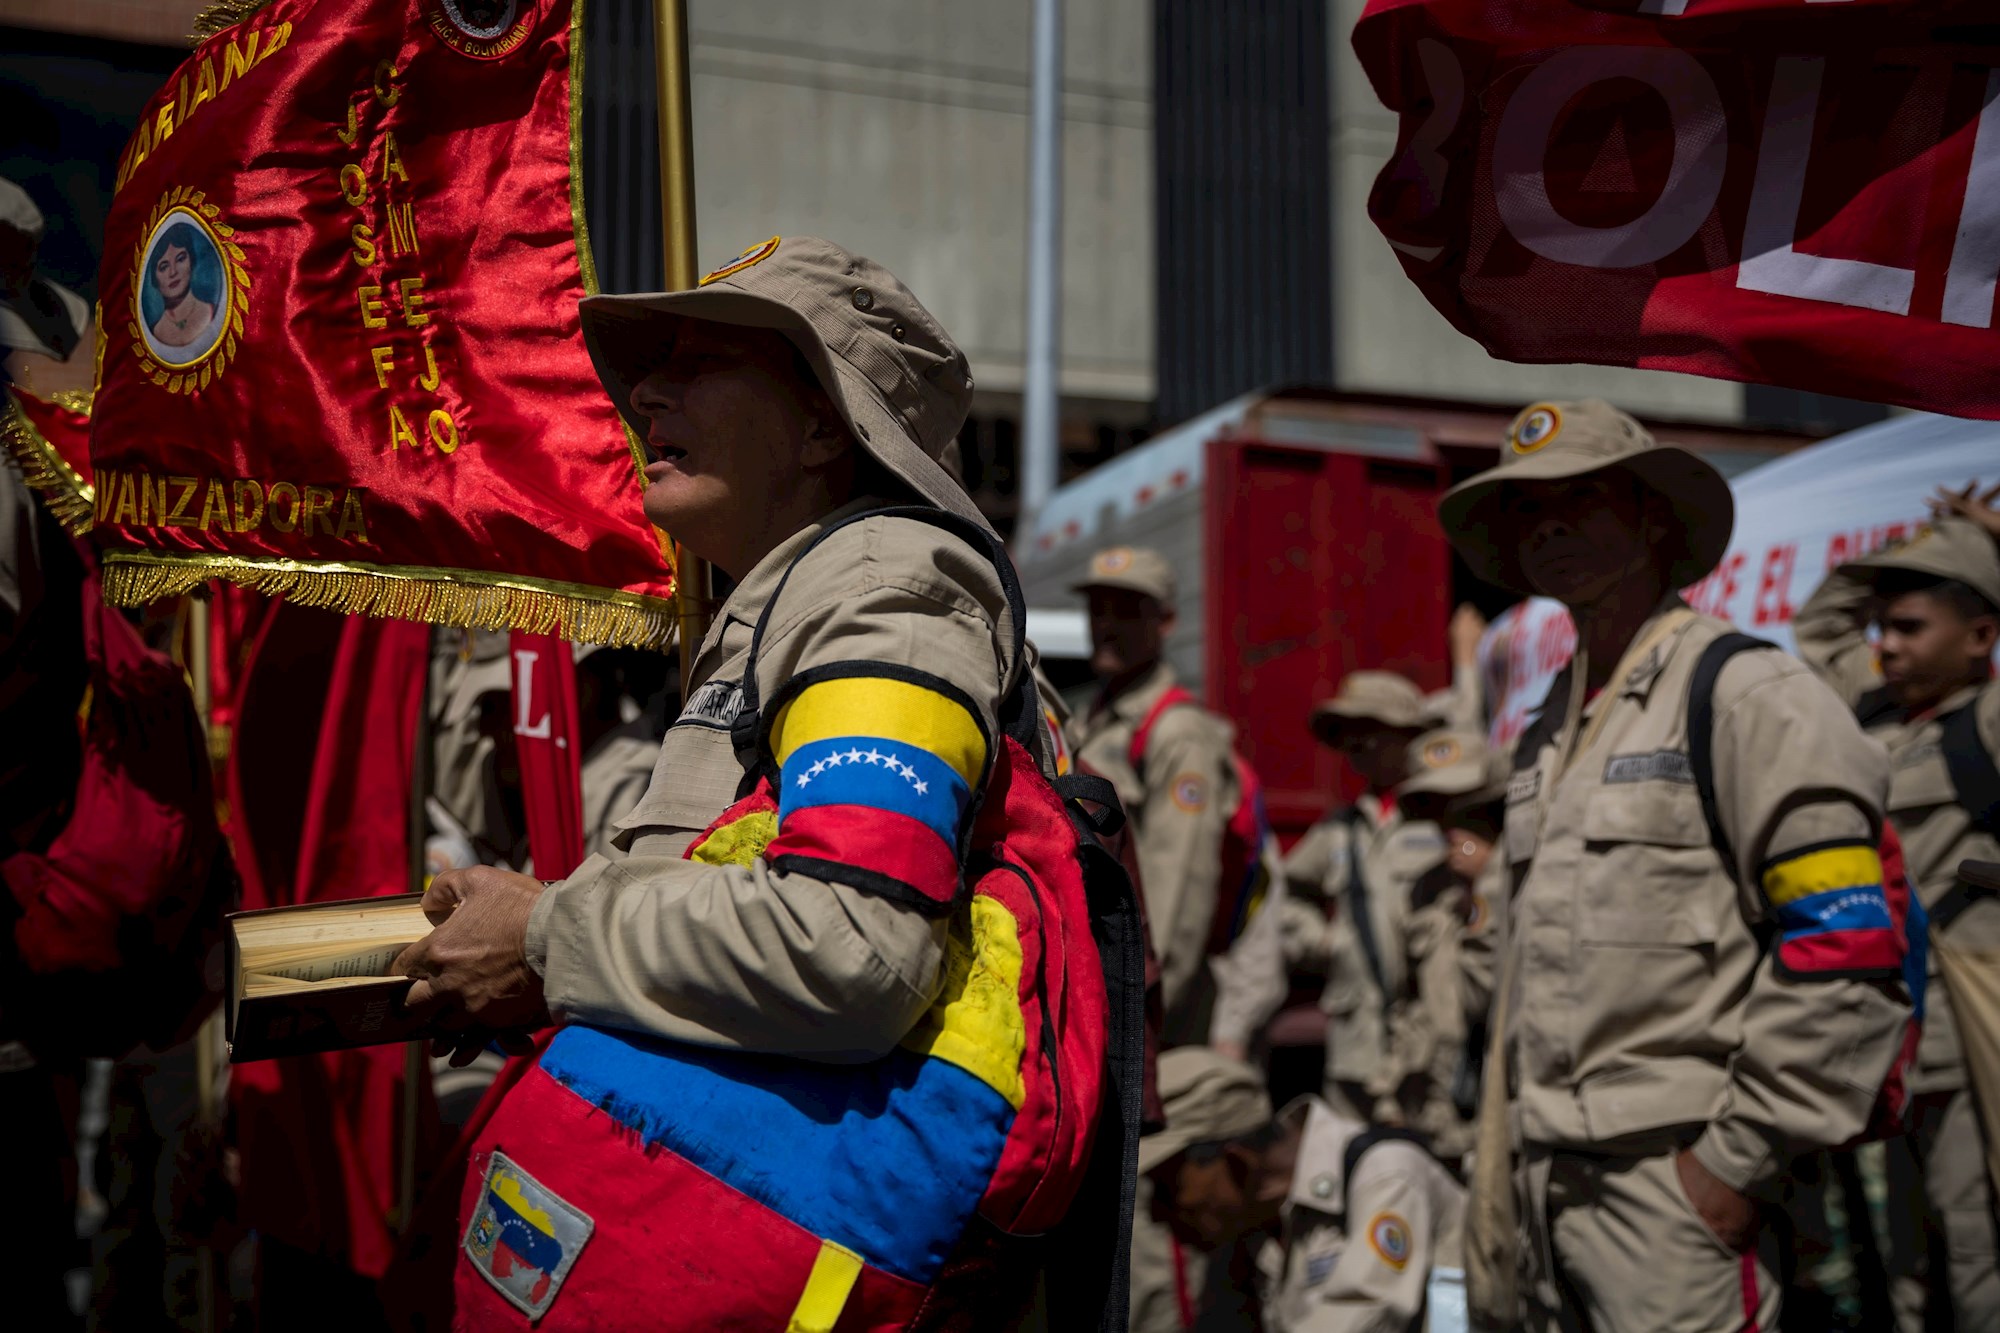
[727,505,1038,772]
[1341,1125,1434,1225]
[1854,685,1903,730]
[1685,632,1779,880]
[1341,807,1394,1014]
[1126,685,1198,774]
[1940,699,2000,837]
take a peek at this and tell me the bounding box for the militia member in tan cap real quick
[1795,488,2000,1330]
[1282,671,1445,1121]
[1142,1047,1465,1332]
[1441,399,1908,1332]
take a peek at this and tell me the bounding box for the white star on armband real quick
[796,774,810,789]
[913,779,929,795]
[846,748,864,763]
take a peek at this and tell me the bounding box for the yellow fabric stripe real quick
[688,809,778,868]
[786,1240,864,1333]
[900,895,1028,1110]
[773,675,987,785]
[1763,844,1884,908]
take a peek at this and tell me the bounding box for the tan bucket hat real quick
[578,235,985,529]
[1841,516,2000,614]
[1398,728,1490,801]
[1309,670,1429,744]
[1438,399,1734,596]
[1137,1048,1274,1176]
[1072,546,1177,607]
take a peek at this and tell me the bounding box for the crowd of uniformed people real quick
[9,221,2000,1331]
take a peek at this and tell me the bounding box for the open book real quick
[227,895,438,1061]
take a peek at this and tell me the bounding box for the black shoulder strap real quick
[1341,808,1392,1011]
[1341,1125,1433,1224]
[1686,632,1779,880]
[1854,685,1902,730]
[728,505,1037,767]
[1941,700,2000,836]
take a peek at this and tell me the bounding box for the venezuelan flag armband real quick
[760,663,993,914]
[1761,839,1902,979]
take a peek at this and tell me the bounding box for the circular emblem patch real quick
[700,236,782,287]
[1094,547,1135,576]
[129,188,249,396]
[1422,737,1462,769]
[1368,1213,1413,1271]
[1171,773,1208,812]
[1466,892,1489,932]
[1510,404,1562,455]
[426,0,533,58]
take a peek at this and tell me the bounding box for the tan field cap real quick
[1398,728,1490,801]
[1310,669,1429,743]
[577,235,985,529]
[1438,399,1734,597]
[1138,1047,1274,1175]
[1072,545,1177,607]
[1842,515,2000,614]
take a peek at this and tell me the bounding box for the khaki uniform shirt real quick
[1257,1097,1466,1333]
[1795,567,2000,1093]
[523,499,1015,1061]
[1069,663,1274,1047]
[577,716,660,861]
[427,629,524,867]
[1282,799,1447,1089]
[1502,602,1907,1192]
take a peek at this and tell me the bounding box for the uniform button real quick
[852,288,875,310]
[1311,1175,1334,1199]
[891,322,906,341]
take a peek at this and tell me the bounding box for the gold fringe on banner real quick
[189,0,273,44]
[2,392,95,535]
[102,551,679,650]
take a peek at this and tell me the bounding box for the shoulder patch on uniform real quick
[1367,1212,1413,1271]
[1171,772,1209,812]
[678,678,746,730]
[1305,1249,1341,1287]
[699,236,780,285]
[462,1150,594,1319]
[1466,892,1490,933]
[1601,750,1693,785]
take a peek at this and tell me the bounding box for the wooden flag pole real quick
[652,0,708,695]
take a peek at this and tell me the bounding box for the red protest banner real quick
[1355,0,2000,417]
[91,0,675,645]
[4,387,94,534]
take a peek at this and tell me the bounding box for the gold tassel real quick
[101,555,680,652]
[1,395,95,536]
[189,0,274,45]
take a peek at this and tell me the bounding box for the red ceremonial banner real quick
[90,0,675,645]
[3,386,94,534]
[1355,0,2000,417]
[508,630,586,879]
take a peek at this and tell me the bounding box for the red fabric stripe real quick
[1170,1231,1196,1330]
[1780,929,1903,974]
[767,804,959,904]
[1738,1250,1759,1331]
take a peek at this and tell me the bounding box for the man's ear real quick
[1970,613,2000,660]
[799,412,853,469]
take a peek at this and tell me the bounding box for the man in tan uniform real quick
[1067,546,1285,1058]
[1794,497,2000,1329]
[1282,672,1444,1121]
[1142,1047,1465,1332]
[1439,399,1910,1333]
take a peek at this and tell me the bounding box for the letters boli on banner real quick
[1355,0,2000,418]
[89,0,676,647]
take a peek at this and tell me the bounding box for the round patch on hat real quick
[1093,548,1135,576]
[1171,774,1209,812]
[1422,737,1462,770]
[1368,1213,1413,1271]
[1510,404,1562,455]
[700,236,781,287]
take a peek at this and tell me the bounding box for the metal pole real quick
[652,0,708,693]
[1020,0,1064,530]
[187,598,218,1333]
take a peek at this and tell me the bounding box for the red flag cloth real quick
[508,631,586,879]
[3,387,94,534]
[1354,0,2000,417]
[228,611,440,1279]
[89,0,674,644]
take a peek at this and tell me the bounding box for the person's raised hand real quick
[394,865,550,1065]
[1928,480,2000,542]
[1449,603,1489,670]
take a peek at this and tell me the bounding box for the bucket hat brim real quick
[1438,446,1734,597]
[579,287,991,532]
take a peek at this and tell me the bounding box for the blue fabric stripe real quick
[778,734,971,846]
[1776,884,1894,940]
[541,1025,1013,1284]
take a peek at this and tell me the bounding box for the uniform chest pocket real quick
[1577,782,1728,948]
[613,719,749,836]
[1887,749,1957,819]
